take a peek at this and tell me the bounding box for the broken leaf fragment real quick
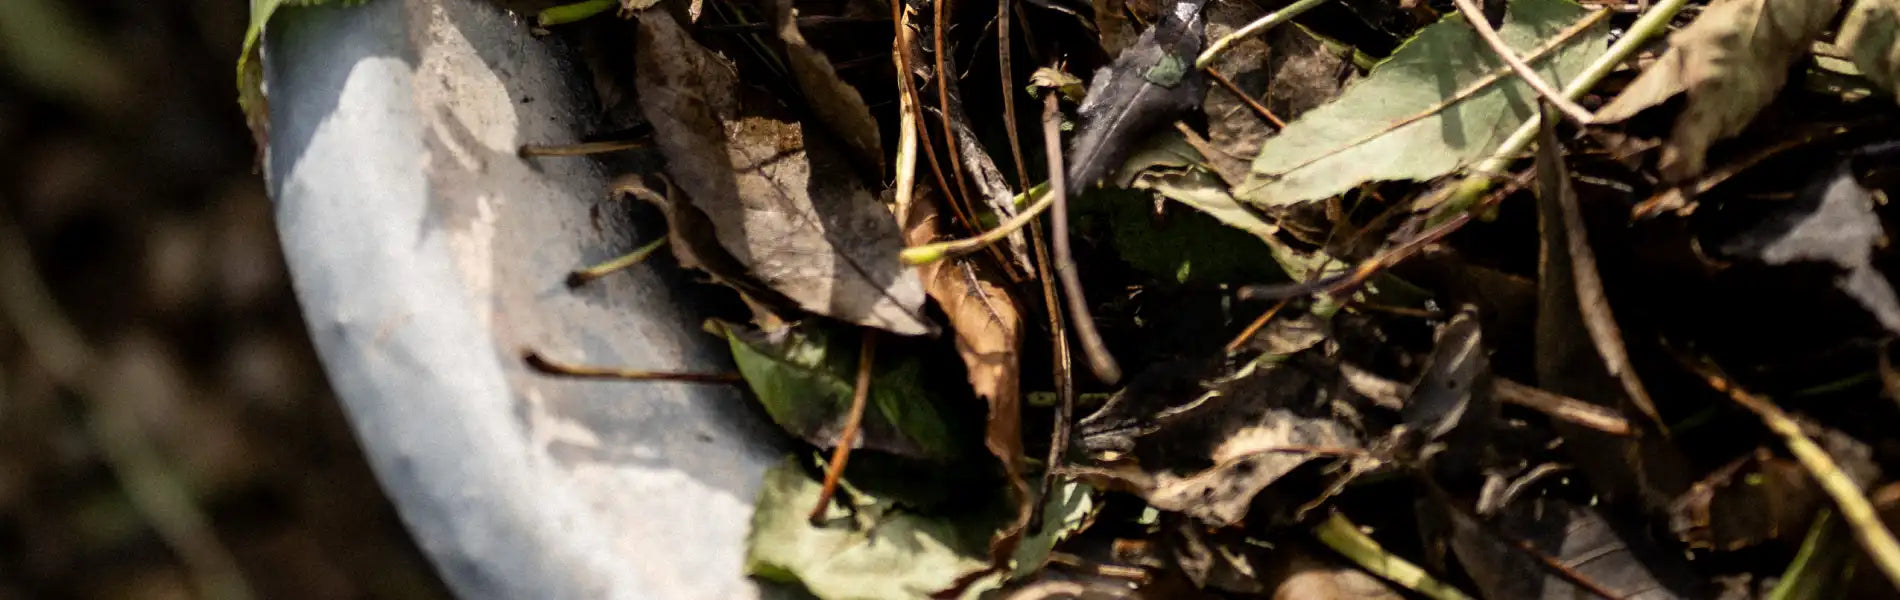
[1593,0,1841,181]
[1236,0,1608,206]
[747,458,994,600]
[711,320,965,461]
[633,9,932,336]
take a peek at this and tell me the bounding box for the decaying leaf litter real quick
[241,0,1900,596]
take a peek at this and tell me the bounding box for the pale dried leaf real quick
[633,10,932,335]
[1592,0,1840,181]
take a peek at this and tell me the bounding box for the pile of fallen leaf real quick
[387,0,1900,597]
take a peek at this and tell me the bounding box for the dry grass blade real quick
[1194,0,1331,69]
[1450,0,1595,125]
[810,330,878,525]
[1532,106,1666,430]
[1695,368,1900,594]
[523,351,744,384]
[1044,93,1123,385]
[1492,378,1632,436]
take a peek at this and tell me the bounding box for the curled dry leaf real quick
[633,9,932,336]
[1068,0,1210,191]
[1532,109,1694,519]
[1670,448,1821,550]
[1592,0,1841,182]
[901,190,1032,556]
[1077,345,1360,528]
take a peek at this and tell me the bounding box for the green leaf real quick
[1007,481,1095,576]
[1132,167,1339,283]
[1840,0,1900,103]
[1593,0,1841,181]
[746,458,994,600]
[238,0,372,148]
[1235,0,1608,206]
[710,320,965,461]
[1074,188,1283,285]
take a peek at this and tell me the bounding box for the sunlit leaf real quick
[1236,0,1607,206]
[1593,0,1841,181]
[746,458,994,600]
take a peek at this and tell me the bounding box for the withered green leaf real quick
[1593,0,1841,181]
[634,10,932,336]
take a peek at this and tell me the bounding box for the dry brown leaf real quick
[773,0,884,174]
[633,10,932,336]
[902,189,1030,557]
[1592,0,1841,181]
[1202,2,1354,171]
[1533,108,1693,517]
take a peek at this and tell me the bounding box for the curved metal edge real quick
[262,1,791,598]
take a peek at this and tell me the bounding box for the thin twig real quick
[1196,0,1332,69]
[1695,366,1900,593]
[934,0,979,221]
[0,216,255,600]
[1205,67,1285,129]
[524,351,744,384]
[894,3,967,233]
[1044,93,1122,384]
[1492,378,1633,436]
[998,0,1031,190]
[1450,0,1595,125]
[518,139,645,157]
[810,330,878,524]
[567,237,667,286]
[1428,0,1689,219]
[1225,298,1290,354]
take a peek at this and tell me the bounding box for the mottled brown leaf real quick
[1202,1,1354,173]
[633,10,932,335]
[1592,0,1840,181]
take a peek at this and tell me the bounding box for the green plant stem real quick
[1313,513,1474,600]
[900,183,1050,265]
[1427,0,1689,220]
[537,0,616,26]
[1195,0,1331,70]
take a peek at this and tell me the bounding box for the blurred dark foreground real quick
[0,1,449,598]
